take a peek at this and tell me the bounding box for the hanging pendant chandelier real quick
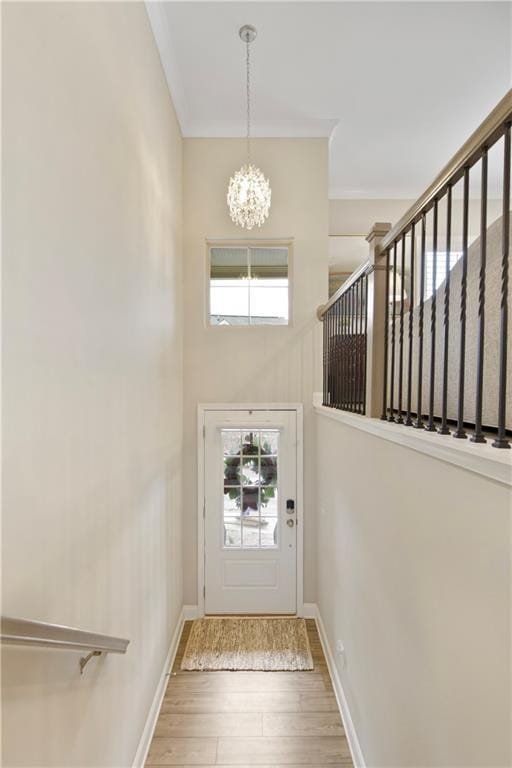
[227,25,271,230]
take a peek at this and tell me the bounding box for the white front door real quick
[204,409,297,615]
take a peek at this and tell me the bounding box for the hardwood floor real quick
[145,620,352,767]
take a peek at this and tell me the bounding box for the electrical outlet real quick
[336,640,346,669]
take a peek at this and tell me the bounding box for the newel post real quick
[365,222,392,417]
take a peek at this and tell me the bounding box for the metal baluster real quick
[325,307,332,405]
[356,277,363,413]
[405,224,415,425]
[329,306,334,407]
[472,151,488,443]
[493,122,511,448]
[397,234,406,424]
[339,294,346,410]
[355,281,360,411]
[348,287,353,411]
[439,186,452,435]
[381,249,390,420]
[389,243,397,421]
[363,273,368,415]
[332,304,336,408]
[322,306,327,405]
[454,167,470,439]
[337,297,342,409]
[414,214,426,428]
[353,282,358,412]
[427,199,438,431]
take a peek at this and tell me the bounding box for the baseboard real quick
[182,604,200,620]
[302,602,318,618]
[314,606,366,768]
[132,608,185,768]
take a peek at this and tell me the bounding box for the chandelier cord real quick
[246,38,251,164]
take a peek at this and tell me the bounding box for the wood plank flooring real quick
[145,620,352,767]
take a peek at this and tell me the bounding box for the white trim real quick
[314,607,366,768]
[198,403,305,617]
[182,605,200,620]
[131,608,185,768]
[313,394,512,487]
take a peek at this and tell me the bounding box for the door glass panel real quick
[223,430,242,456]
[260,431,278,454]
[222,428,280,549]
[224,516,242,547]
[242,457,259,485]
[261,489,278,516]
[260,518,278,547]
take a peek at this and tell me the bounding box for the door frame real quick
[197,403,304,617]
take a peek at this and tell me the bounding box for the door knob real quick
[286,519,295,528]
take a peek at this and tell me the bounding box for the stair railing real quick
[1,616,129,673]
[319,89,512,448]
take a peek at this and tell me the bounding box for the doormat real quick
[180,617,314,671]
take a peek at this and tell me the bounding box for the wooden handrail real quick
[317,260,371,320]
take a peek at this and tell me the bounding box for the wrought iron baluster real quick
[439,186,452,435]
[336,299,343,408]
[454,167,470,439]
[414,214,426,429]
[322,304,327,405]
[493,122,511,448]
[427,199,438,431]
[397,234,406,423]
[326,307,330,406]
[349,286,355,411]
[472,151,488,443]
[356,277,362,413]
[340,294,346,410]
[363,273,368,415]
[353,280,360,413]
[381,249,390,420]
[405,224,415,425]
[389,243,398,422]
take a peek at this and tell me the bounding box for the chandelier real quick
[227,25,271,230]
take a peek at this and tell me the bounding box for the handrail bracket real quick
[80,650,102,674]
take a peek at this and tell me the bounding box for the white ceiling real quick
[147,1,511,199]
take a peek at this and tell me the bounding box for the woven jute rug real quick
[180,617,314,671]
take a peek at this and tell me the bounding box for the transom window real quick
[209,245,289,326]
[222,429,279,548]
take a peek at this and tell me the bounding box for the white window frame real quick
[205,239,294,328]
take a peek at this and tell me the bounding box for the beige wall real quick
[2,3,183,766]
[183,138,328,605]
[316,411,511,766]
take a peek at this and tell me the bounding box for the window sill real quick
[313,393,512,487]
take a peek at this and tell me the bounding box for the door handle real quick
[286,519,295,528]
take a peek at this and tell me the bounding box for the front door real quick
[204,409,297,615]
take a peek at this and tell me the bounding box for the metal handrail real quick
[381,88,512,252]
[317,259,371,320]
[1,616,129,673]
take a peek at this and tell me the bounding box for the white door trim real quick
[197,403,304,617]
